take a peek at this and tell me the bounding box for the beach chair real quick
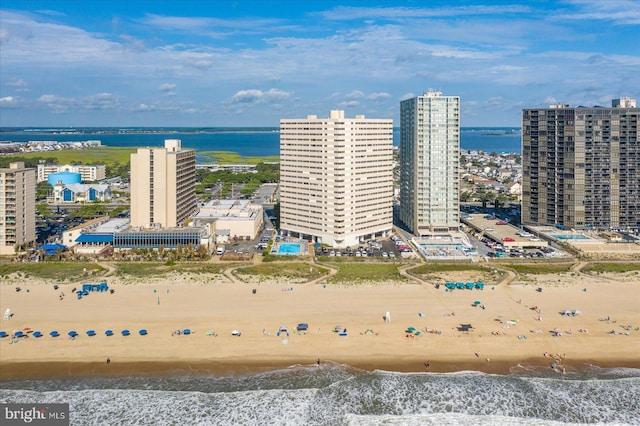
[339,329,348,336]
[475,282,485,290]
[105,330,114,336]
[91,284,100,292]
[456,282,465,289]
[100,282,108,292]
[466,282,475,290]
[82,284,91,293]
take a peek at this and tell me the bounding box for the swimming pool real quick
[278,243,301,255]
[552,234,590,240]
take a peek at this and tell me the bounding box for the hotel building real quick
[522,98,639,230]
[280,110,393,247]
[0,162,36,255]
[399,91,461,235]
[130,139,196,228]
[37,163,106,183]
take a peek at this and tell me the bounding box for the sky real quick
[0,0,638,127]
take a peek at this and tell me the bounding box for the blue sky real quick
[1,0,638,127]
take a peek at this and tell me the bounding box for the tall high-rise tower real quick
[0,162,36,255]
[280,110,393,247]
[522,98,639,229]
[399,91,460,235]
[130,139,196,228]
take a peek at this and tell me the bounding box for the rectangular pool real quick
[278,243,301,255]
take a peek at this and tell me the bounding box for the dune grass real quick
[581,262,640,274]
[327,263,407,284]
[0,262,106,282]
[235,262,327,279]
[506,263,574,274]
[114,262,229,277]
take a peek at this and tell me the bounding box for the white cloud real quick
[367,92,391,101]
[345,90,365,99]
[5,78,28,89]
[0,96,19,109]
[230,88,291,104]
[337,100,360,108]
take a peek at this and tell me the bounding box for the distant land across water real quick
[0,127,522,156]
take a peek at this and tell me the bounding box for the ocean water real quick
[1,363,639,425]
[0,127,522,156]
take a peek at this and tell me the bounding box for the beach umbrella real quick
[121,329,130,336]
[474,301,481,305]
[50,331,60,337]
[86,330,96,337]
[33,331,42,338]
[105,330,113,336]
[0,331,8,338]
[68,331,78,338]
[139,329,148,336]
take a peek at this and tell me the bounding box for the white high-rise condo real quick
[400,91,460,235]
[0,162,36,255]
[280,110,393,247]
[130,139,196,228]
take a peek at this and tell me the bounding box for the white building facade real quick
[280,110,393,247]
[400,91,460,235]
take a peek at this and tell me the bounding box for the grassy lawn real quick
[198,151,279,164]
[9,147,136,166]
[410,263,491,274]
[327,263,407,284]
[0,262,106,282]
[114,262,229,277]
[581,262,640,274]
[235,262,327,280]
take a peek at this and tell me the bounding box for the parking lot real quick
[316,235,414,260]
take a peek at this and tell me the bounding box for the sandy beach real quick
[1,267,639,380]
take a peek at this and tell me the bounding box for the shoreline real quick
[3,355,640,382]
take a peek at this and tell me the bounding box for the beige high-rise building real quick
[0,162,36,255]
[280,110,393,247]
[130,139,196,228]
[399,91,460,235]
